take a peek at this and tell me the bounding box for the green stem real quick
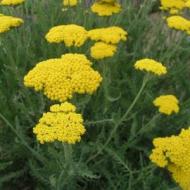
[138,113,160,134]
[102,61,109,113]
[86,76,149,163]
[63,143,73,169]
[0,113,45,163]
[116,76,148,126]
[126,113,160,148]
[57,144,74,190]
[104,76,148,146]
[85,119,114,126]
[63,143,76,190]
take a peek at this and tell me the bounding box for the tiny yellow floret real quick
[91,1,121,16]
[150,128,190,190]
[33,102,86,144]
[134,58,167,75]
[166,15,190,34]
[63,0,77,6]
[0,0,24,6]
[88,26,128,44]
[24,54,102,102]
[0,14,23,33]
[45,24,88,47]
[153,95,179,115]
[90,42,117,59]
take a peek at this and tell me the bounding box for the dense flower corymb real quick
[88,26,127,44]
[45,24,88,47]
[91,1,121,16]
[160,0,189,14]
[166,16,190,34]
[90,42,117,59]
[134,58,167,75]
[153,95,179,115]
[0,14,23,33]
[33,102,86,144]
[150,128,190,190]
[0,0,24,6]
[24,53,102,102]
[63,0,77,6]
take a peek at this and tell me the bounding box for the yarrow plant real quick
[134,58,167,76]
[0,14,23,33]
[0,0,190,189]
[88,26,128,44]
[150,128,190,190]
[63,0,78,7]
[162,0,190,36]
[91,1,121,16]
[160,0,190,14]
[166,15,190,34]
[33,102,86,144]
[45,24,88,47]
[90,42,117,59]
[153,95,179,115]
[0,0,25,6]
[24,53,102,102]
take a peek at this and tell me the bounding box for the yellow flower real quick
[33,102,86,144]
[63,0,77,6]
[50,102,76,113]
[45,24,88,47]
[24,53,102,102]
[153,95,179,115]
[0,0,24,6]
[88,26,128,44]
[134,58,167,75]
[101,0,115,3]
[91,2,121,16]
[166,15,190,34]
[90,42,117,59]
[186,0,190,7]
[0,14,23,33]
[150,128,190,190]
[160,0,188,13]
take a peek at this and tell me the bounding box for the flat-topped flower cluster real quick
[150,128,190,190]
[24,54,102,102]
[160,0,190,35]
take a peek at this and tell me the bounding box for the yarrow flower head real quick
[160,0,189,14]
[166,15,190,34]
[63,0,77,6]
[33,102,86,144]
[153,95,179,115]
[186,0,190,7]
[24,53,102,102]
[45,24,88,47]
[88,26,128,44]
[90,42,117,60]
[150,128,190,190]
[91,1,121,16]
[0,0,24,6]
[134,58,167,76]
[0,14,23,33]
